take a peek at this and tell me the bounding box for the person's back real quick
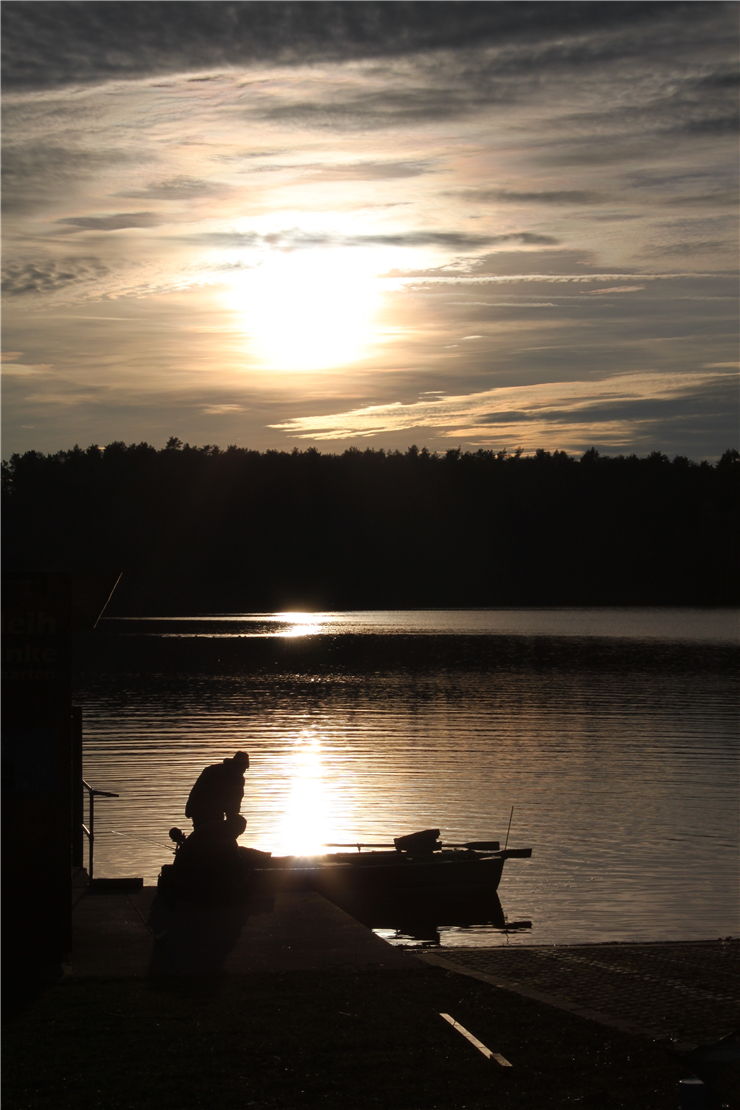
[185,763,228,825]
[185,751,249,830]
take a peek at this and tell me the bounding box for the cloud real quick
[1,3,735,462]
[1,141,138,214]
[251,86,493,130]
[555,84,739,142]
[677,114,739,138]
[0,359,54,377]
[650,240,729,257]
[589,286,645,295]
[184,228,558,252]
[57,212,161,231]
[451,188,604,206]
[655,193,737,210]
[5,2,720,92]
[20,387,103,407]
[201,403,247,415]
[303,160,432,181]
[526,60,739,167]
[390,247,726,287]
[270,369,735,448]
[2,257,110,296]
[402,270,708,288]
[362,230,558,250]
[118,176,224,200]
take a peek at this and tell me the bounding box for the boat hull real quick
[307,855,505,900]
[158,847,518,907]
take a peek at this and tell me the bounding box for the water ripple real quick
[78,654,738,946]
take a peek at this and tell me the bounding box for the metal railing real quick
[81,779,119,883]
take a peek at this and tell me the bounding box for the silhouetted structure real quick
[1,571,120,993]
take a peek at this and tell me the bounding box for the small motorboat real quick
[157,826,531,907]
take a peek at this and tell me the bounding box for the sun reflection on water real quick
[271,730,334,856]
[275,611,326,638]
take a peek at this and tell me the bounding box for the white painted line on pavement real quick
[439,1012,512,1066]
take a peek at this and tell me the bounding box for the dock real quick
[3,886,738,1109]
[70,885,411,977]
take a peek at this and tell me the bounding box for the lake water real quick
[78,608,739,948]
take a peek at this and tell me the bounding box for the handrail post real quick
[88,789,95,882]
[81,780,119,885]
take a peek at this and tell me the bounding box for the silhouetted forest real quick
[3,441,738,612]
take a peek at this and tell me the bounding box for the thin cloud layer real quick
[270,369,736,456]
[1,2,737,459]
[58,212,162,231]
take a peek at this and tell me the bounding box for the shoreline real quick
[75,628,740,678]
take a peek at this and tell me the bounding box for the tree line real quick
[2,441,738,612]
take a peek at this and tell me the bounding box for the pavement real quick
[71,886,413,977]
[4,886,739,1109]
[69,886,740,1049]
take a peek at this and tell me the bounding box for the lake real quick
[77,608,739,948]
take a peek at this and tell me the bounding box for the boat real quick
[156,826,532,908]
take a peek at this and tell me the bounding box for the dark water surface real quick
[78,609,739,947]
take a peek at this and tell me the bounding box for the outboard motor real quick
[393,829,441,858]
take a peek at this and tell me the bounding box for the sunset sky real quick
[2,1,738,459]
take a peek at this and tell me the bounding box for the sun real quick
[234,249,381,371]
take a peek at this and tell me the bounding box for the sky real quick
[2,1,738,460]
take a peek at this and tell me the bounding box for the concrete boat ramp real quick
[3,885,738,1109]
[70,885,412,977]
[70,885,740,1044]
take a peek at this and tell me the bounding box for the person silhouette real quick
[185,751,250,831]
[157,814,252,917]
[175,813,247,872]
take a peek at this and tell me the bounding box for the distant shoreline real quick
[75,628,740,678]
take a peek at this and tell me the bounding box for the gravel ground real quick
[418,940,740,1045]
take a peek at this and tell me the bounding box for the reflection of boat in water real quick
[157,827,532,920]
[317,883,532,945]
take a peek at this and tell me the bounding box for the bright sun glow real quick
[273,731,332,856]
[275,610,326,637]
[230,249,381,371]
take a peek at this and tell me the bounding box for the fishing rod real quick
[504,805,514,851]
